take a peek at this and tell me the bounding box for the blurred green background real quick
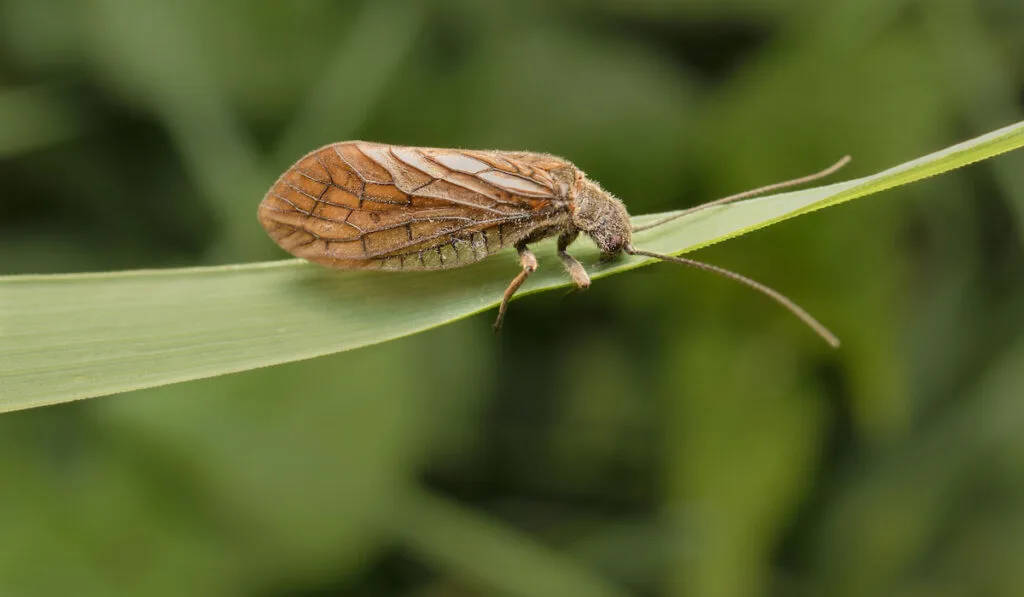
[2,0,1023,595]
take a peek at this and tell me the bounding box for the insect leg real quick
[557,232,590,290]
[493,243,537,331]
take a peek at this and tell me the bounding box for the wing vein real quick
[362,214,532,258]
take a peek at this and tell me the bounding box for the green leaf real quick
[0,86,85,158]
[2,120,1022,413]
[393,488,635,597]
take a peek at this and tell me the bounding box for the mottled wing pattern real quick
[258,142,574,270]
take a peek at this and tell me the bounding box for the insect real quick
[258,142,849,346]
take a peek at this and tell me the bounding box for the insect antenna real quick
[632,155,851,233]
[624,245,840,348]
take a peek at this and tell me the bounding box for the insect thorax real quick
[570,178,632,254]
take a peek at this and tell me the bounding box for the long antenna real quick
[625,245,840,347]
[632,155,851,233]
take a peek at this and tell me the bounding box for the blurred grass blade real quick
[0,87,84,158]
[1,121,1022,412]
[273,0,426,164]
[393,488,635,597]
